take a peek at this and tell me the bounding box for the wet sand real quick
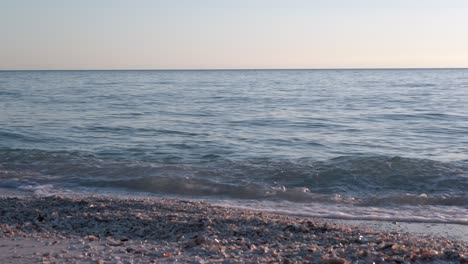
[0,194,467,263]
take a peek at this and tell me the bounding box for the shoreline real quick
[3,187,467,241]
[1,194,467,263]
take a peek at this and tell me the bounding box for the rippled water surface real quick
[1,69,467,223]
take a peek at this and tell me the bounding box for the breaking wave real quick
[1,149,467,206]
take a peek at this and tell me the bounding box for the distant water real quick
[1,69,467,224]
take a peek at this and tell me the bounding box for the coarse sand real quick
[0,194,467,263]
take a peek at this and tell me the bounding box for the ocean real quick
[1,69,467,224]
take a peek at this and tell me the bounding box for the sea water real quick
[1,69,467,224]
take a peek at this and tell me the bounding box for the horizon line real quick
[1,67,468,72]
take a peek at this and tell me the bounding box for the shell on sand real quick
[0,195,467,263]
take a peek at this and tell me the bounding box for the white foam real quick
[211,199,468,225]
[18,184,59,196]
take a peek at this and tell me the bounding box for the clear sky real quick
[1,0,468,70]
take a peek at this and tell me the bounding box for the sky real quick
[1,0,468,70]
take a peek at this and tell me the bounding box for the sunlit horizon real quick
[1,0,468,70]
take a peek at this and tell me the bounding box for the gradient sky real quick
[1,0,468,70]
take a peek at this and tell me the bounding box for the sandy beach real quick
[3,0,468,262]
[1,193,466,264]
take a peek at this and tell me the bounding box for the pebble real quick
[0,195,466,264]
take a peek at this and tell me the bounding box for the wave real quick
[67,175,466,206]
[2,148,467,224]
[1,149,467,203]
[390,83,437,88]
[0,130,37,141]
[69,125,204,137]
[0,91,21,96]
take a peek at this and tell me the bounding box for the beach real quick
[1,193,466,264]
[1,70,468,263]
[3,0,468,262]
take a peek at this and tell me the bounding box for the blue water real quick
[1,69,467,223]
